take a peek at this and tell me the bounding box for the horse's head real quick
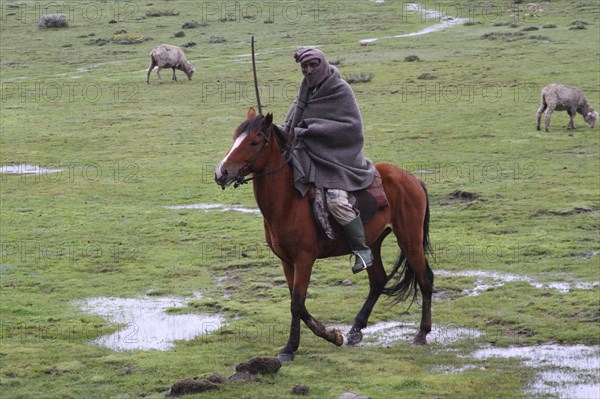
[215,107,274,189]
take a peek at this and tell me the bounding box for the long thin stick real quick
[251,35,263,115]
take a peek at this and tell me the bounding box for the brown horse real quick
[215,108,433,362]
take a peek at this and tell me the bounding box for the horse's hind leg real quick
[392,184,433,344]
[404,245,433,345]
[347,233,388,345]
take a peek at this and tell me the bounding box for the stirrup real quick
[351,251,370,274]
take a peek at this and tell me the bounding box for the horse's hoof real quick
[412,331,428,345]
[346,329,363,346]
[333,329,344,346]
[277,352,295,362]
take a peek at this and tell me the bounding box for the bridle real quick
[232,127,269,188]
[232,125,289,188]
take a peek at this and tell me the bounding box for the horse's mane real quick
[234,115,265,139]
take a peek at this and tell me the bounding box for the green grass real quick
[1,0,599,398]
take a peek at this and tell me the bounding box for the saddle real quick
[310,171,389,240]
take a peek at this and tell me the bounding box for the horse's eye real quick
[250,140,260,146]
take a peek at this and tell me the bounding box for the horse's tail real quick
[383,180,434,306]
[421,180,433,257]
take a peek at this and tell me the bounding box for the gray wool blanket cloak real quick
[284,65,376,197]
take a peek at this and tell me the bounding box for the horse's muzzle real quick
[215,168,236,189]
[215,171,228,189]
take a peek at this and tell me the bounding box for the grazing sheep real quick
[37,13,68,29]
[146,44,195,84]
[536,83,598,132]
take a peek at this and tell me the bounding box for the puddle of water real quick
[75,296,225,351]
[336,319,599,398]
[432,364,486,375]
[436,269,600,296]
[332,321,482,347]
[165,203,261,215]
[471,344,600,399]
[366,321,482,346]
[0,164,63,175]
[361,3,468,44]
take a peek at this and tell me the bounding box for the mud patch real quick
[170,379,219,396]
[470,344,600,399]
[436,269,600,296]
[165,203,261,215]
[446,190,480,203]
[534,207,597,217]
[170,356,281,396]
[75,295,225,351]
[236,356,282,374]
[582,250,599,260]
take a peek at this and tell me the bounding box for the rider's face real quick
[301,60,321,76]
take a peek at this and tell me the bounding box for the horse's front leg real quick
[278,260,304,362]
[278,257,342,362]
[303,311,344,347]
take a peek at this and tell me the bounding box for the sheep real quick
[147,44,195,84]
[536,83,598,132]
[37,13,68,29]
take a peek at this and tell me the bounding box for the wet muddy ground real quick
[75,294,599,398]
[436,269,600,296]
[360,3,468,44]
[165,203,261,215]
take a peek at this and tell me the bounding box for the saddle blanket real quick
[311,171,389,240]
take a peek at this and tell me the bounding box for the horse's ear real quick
[247,107,256,120]
[264,113,273,127]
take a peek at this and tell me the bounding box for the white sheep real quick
[536,83,598,132]
[147,44,195,84]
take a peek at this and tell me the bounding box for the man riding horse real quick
[283,48,376,274]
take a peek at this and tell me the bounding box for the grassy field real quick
[1,0,599,398]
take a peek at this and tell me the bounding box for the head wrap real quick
[294,48,330,88]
